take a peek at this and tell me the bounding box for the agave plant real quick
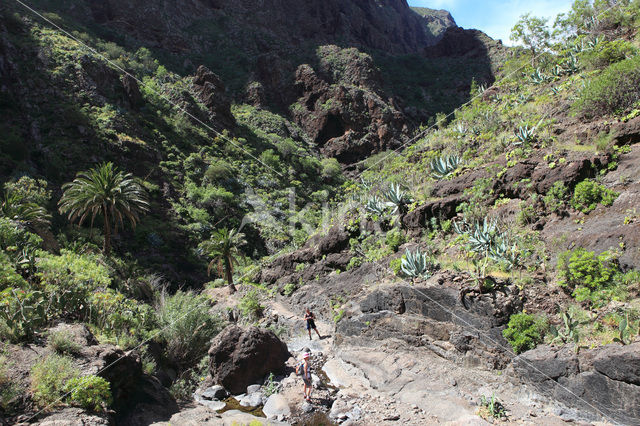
[383,183,413,215]
[430,155,463,179]
[528,68,547,85]
[489,239,521,271]
[365,195,388,216]
[587,35,603,49]
[563,54,579,75]
[515,125,536,145]
[467,217,502,255]
[401,248,432,280]
[360,177,374,192]
[551,64,564,77]
[453,122,468,137]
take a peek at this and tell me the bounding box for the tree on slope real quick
[511,13,551,63]
[58,162,149,255]
[200,227,246,293]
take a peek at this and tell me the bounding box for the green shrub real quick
[389,258,402,276]
[572,56,640,118]
[239,289,264,320]
[517,200,537,225]
[582,39,637,70]
[502,313,548,354]
[48,330,82,356]
[37,250,111,320]
[0,251,28,291]
[89,289,157,342]
[346,256,363,271]
[0,218,42,263]
[0,287,46,342]
[156,291,222,370]
[385,228,405,252]
[31,354,78,408]
[204,159,234,182]
[543,181,569,213]
[283,283,297,296]
[571,180,618,213]
[64,375,112,412]
[557,248,617,304]
[320,158,342,181]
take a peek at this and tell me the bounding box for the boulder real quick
[239,392,263,408]
[199,385,228,401]
[262,394,291,420]
[513,343,640,424]
[208,326,290,394]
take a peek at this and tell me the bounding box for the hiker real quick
[304,308,321,340]
[296,351,313,401]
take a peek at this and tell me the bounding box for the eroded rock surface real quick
[513,343,640,424]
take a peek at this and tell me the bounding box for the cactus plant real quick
[549,312,580,345]
[430,155,463,179]
[400,248,432,280]
[613,314,636,345]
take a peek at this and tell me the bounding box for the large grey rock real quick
[592,343,640,385]
[513,343,640,424]
[239,392,264,408]
[199,385,228,401]
[246,384,262,394]
[262,394,291,420]
[208,326,290,394]
[151,406,289,426]
[36,408,110,425]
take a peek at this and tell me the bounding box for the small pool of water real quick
[217,397,266,418]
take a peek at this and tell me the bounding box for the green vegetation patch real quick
[571,179,618,213]
[502,312,548,354]
[572,56,640,118]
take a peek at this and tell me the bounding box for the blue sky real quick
[409,0,575,44]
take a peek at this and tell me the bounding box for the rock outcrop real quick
[192,65,236,130]
[337,281,522,369]
[60,0,453,56]
[208,326,290,394]
[292,50,408,163]
[512,343,640,424]
[259,224,355,285]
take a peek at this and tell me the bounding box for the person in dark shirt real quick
[304,308,321,340]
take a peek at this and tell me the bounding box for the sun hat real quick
[303,352,310,359]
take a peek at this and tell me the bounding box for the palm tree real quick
[58,162,149,255]
[200,227,246,293]
[1,189,51,230]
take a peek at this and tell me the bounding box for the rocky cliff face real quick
[22,0,498,163]
[74,0,452,55]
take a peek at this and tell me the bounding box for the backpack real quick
[296,361,311,378]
